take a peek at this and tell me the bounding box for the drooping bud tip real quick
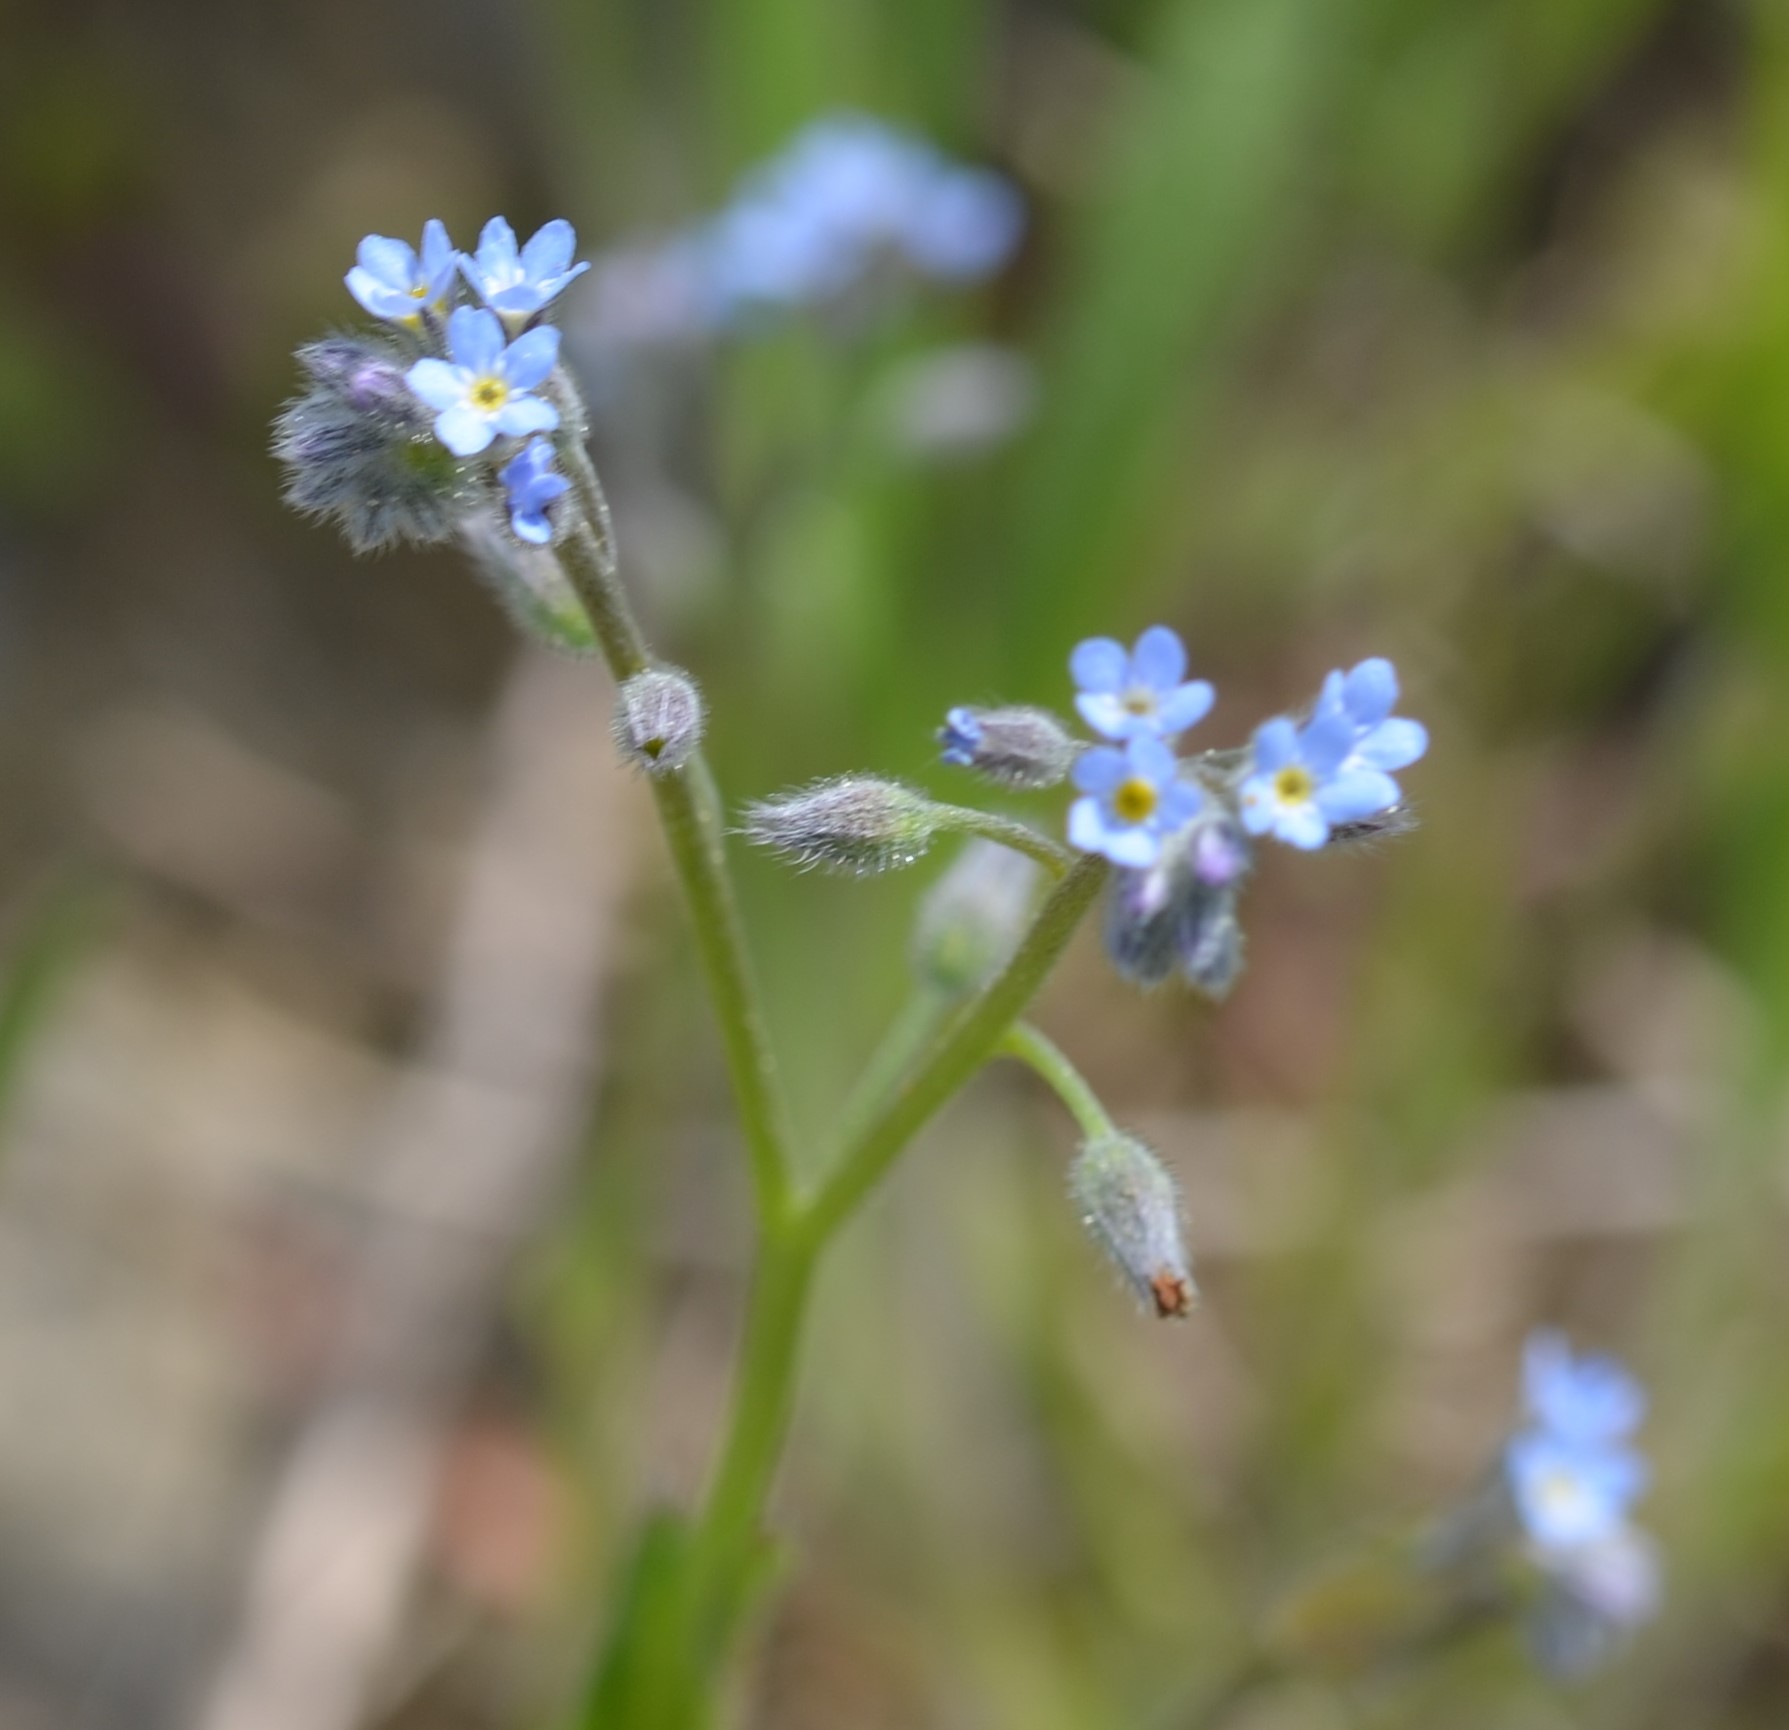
[1068,1133,1194,1320]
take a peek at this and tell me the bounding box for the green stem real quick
[803,853,1109,1245]
[999,1021,1116,1141]
[930,805,1072,877]
[552,436,796,1224]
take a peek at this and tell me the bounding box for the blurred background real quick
[0,0,1784,1724]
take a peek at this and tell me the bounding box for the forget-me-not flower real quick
[500,438,570,544]
[1071,627,1215,743]
[1507,1428,1649,1553]
[1239,707,1399,850]
[1068,734,1202,869]
[460,217,591,319]
[1524,1330,1647,1444]
[405,307,561,457]
[346,220,458,322]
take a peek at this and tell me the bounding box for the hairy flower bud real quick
[911,839,1041,992]
[457,517,597,653]
[273,335,480,553]
[1103,812,1251,999]
[614,667,705,773]
[938,705,1079,790]
[1069,1134,1194,1319]
[743,777,943,875]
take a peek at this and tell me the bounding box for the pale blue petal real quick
[513,509,554,545]
[1126,733,1178,785]
[1067,798,1108,854]
[1238,777,1276,834]
[1070,637,1128,693]
[1104,826,1160,869]
[1157,782,1203,828]
[486,282,547,315]
[1072,747,1127,796]
[448,306,504,372]
[435,402,495,456]
[1155,681,1214,735]
[501,325,561,389]
[405,358,469,410]
[1355,717,1427,771]
[1130,625,1186,690]
[420,219,454,272]
[1276,804,1329,850]
[492,396,559,437]
[522,218,576,278]
[347,268,408,319]
[1299,707,1354,777]
[1343,658,1398,725]
[1315,768,1399,824]
[1251,717,1298,772]
[477,215,519,271]
[357,234,417,288]
[1075,692,1132,740]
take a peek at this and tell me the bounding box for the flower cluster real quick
[581,113,1024,350]
[1506,1332,1661,1676]
[277,215,592,558]
[940,624,1427,997]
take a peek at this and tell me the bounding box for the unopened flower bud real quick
[614,667,705,773]
[273,335,479,553]
[1103,814,1251,999]
[743,777,943,875]
[938,705,1079,790]
[1068,1134,1194,1319]
[911,839,1042,992]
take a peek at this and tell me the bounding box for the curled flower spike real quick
[1068,734,1201,869]
[1070,626,1214,743]
[500,437,570,544]
[406,307,561,457]
[346,220,458,322]
[460,217,591,318]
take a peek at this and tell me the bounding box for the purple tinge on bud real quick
[1103,814,1251,998]
[614,667,705,773]
[938,704,1078,790]
[1069,1134,1194,1319]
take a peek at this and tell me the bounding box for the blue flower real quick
[1068,734,1202,869]
[1524,1331,1647,1444]
[405,308,561,457]
[1238,706,1399,850]
[345,220,458,322]
[500,438,570,544]
[460,217,591,318]
[1507,1429,1648,1554]
[1316,657,1429,775]
[1070,627,1215,742]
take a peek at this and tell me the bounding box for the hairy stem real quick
[999,1021,1116,1141]
[930,805,1073,877]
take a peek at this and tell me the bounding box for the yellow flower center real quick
[471,375,509,411]
[1536,1471,1588,1517]
[1273,765,1315,805]
[1121,687,1156,717]
[409,282,430,299]
[1112,777,1158,824]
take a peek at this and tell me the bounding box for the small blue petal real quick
[1315,768,1399,825]
[405,357,469,411]
[1251,717,1298,772]
[1299,706,1355,778]
[1276,804,1329,850]
[449,306,505,373]
[1157,781,1203,828]
[1104,826,1161,869]
[435,402,496,456]
[1067,797,1108,854]
[477,215,520,269]
[357,234,418,289]
[1130,626,1186,691]
[1071,637,1128,694]
[1075,692,1133,741]
[1154,681,1215,736]
[501,325,561,390]
[492,397,559,438]
[1355,717,1428,772]
[1126,732,1177,785]
[1342,658,1398,725]
[522,218,577,279]
[1072,747,1128,797]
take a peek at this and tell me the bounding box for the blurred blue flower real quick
[1525,1330,1647,1444]
[461,217,591,319]
[346,220,458,322]
[1507,1429,1648,1553]
[500,438,570,544]
[1068,734,1202,869]
[1070,627,1215,743]
[938,706,984,767]
[1239,708,1399,850]
[406,307,561,457]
